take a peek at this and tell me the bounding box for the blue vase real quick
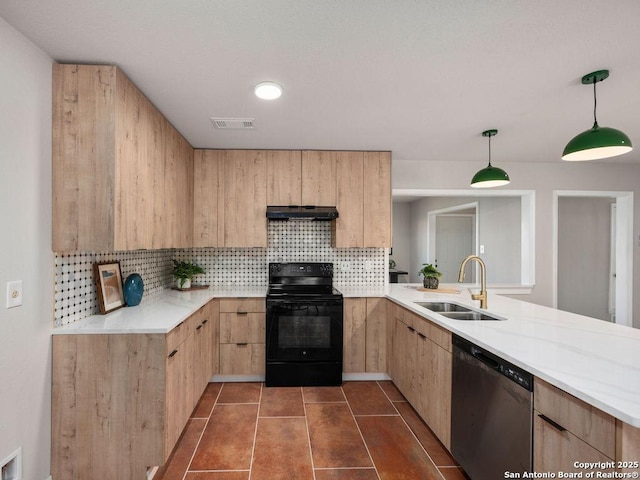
[123,273,144,307]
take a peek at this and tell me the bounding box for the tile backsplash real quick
[54,220,386,326]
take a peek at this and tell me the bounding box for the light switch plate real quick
[6,281,23,308]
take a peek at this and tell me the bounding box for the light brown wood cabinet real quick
[534,378,616,473]
[218,298,266,375]
[343,297,388,373]
[193,150,268,247]
[301,150,338,205]
[52,300,217,480]
[52,64,193,252]
[333,151,392,247]
[267,150,303,205]
[388,302,452,449]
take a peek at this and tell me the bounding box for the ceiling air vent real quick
[210,117,255,129]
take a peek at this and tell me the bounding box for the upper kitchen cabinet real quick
[333,151,392,248]
[267,150,302,205]
[52,64,193,252]
[301,150,338,206]
[193,149,221,247]
[194,149,268,248]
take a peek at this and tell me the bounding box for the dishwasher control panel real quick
[453,334,533,392]
[500,364,532,390]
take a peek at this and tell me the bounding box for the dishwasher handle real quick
[470,347,500,370]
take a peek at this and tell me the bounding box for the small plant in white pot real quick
[171,259,205,289]
[419,263,442,289]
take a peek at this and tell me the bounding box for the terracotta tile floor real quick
[156,381,468,480]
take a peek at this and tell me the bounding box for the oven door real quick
[266,299,343,363]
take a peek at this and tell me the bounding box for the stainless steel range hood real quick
[266,205,339,221]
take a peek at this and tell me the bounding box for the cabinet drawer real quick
[219,312,265,344]
[219,343,265,375]
[166,313,197,354]
[219,298,265,313]
[393,304,415,328]
[534,378,615,458]
[534,411,613,471]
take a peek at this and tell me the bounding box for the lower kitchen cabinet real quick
[218,297,266,376]
[389,302,452,449]
[534,378,616,473]
[343,297,388,374]
[51,299,218,480]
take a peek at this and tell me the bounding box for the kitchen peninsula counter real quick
[386,283,640,427]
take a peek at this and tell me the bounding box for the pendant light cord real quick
[487,133,492,167]
[593,79,599,128]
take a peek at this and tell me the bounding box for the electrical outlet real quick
[6,281,23,309]
[364,261,373,271]
[340,262,351,271]
[1,447,22,480]
[480,245,485,254]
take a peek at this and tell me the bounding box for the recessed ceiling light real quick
[254,81,282,100]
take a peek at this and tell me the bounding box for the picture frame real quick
[94,262,125,314]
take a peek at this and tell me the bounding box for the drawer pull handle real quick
[538,414,566,432]
[168,349,178,358]
[418,332,427,339]
[407,326,415,332]
[196,324,203,330]
[237,311,248,315]
[176,321,184,328]
[237,342,248,346]
[202,319,208,325]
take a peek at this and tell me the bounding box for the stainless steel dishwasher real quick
[451,334,533,480]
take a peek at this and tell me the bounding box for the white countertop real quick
[52,286,266,335]
[387,283,640,427]
[52,282,640,426]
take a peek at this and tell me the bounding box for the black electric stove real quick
[265,262,343,387]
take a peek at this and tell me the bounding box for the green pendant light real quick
[471,129,510,188]
[562,70,632,161]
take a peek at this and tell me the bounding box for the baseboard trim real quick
[211,373,390,383]
[343,372,391,381]
[212,374,265,382]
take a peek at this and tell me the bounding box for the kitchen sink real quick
[414,301,505,321]
[414,302,472,313]
[440,311,504,321]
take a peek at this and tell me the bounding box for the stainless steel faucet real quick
[457,255,488,309]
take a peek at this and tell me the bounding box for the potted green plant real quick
[419,263,442,289]
[171,259,205,289]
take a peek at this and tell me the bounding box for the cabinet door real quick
[343,298,367,373]
[218,150,267,247]
[365,298,387,373]
[363,151,392,247]
[392,316,417,401]
[165,339,189,457]
[267,150,302,205]
[301,151,337,206]
[418,336,452,449]
[115,69,155,250]
[52,64,116,252]
[161,124,193,248]
[334,151,364,247]
[193,149,221,247]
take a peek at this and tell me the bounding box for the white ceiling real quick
[2,0,640,164]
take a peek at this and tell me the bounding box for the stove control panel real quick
[269,262,333,278]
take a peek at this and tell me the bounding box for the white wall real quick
[393,159,640,328]
[391,202,411,280]
[404,196,521,283]
[0,17,53,480]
